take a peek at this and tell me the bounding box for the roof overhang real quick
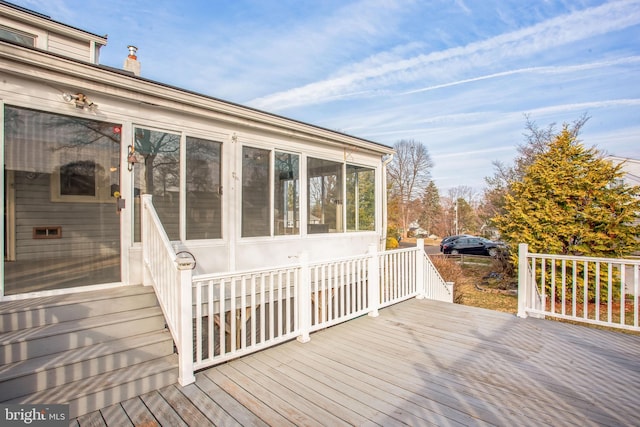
[0,41,394,157]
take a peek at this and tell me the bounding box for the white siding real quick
[48,32,92,62]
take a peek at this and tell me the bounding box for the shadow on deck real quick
[73,298,640,426]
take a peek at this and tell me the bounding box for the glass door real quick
[3,106,122,295]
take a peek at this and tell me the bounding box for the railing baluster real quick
[560,259,566,315]
[541,258,546,313]
[583,261,589,320]
[207,280,213,360]
[595,262,601,322]
[195,281,202,364]
[277,271,283,337]
[285,269,292,335]
[219,279,225,356]
[551,259,557,314]
[635,266,639,328]
[250,275,257,347]
[607,263,613,324]
[260,274,266,345]
[268,272,275,341]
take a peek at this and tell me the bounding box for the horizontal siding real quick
[48,33,92,62]
[13,171,119,260]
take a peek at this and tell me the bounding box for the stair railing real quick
[141,195,195,386]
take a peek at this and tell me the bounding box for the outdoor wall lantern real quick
[62,92,97,112]
[175,251,196,271]
[127,145,138,171]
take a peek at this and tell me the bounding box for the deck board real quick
[139,389,187,427]
[74,298,640,426]
[156,385,212,427]
[99,403,133,427]
[119,396,158,426]
[178,382,240,427]
[191,373,267,427]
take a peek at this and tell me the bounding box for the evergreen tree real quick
[418,181,441,235]
[495,127,640,258]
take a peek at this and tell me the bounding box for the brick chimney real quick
[123,45,141,76]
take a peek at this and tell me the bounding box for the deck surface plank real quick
[119,396,158,427]
[99,403,133,427]
[74,411,106,427]
[192,373,268,427]
[139,389,188,427]
[74,298,640,427]
[203,366,295,427]
[156,385,211,427]
[179,382,241,427]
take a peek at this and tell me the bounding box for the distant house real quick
[0,1,394,299]
[606,156,640,188]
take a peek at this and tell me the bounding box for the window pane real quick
[307,157,343,234]
[347,165,375,231]
[60,160,96,196]
[133,127,180,241]
[0,27,35,47]
[274,152,299,235]
[186,137,222,239]
[242,146,270,237]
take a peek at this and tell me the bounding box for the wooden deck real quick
[72,298,640,426]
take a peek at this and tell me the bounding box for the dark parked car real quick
[442,236,505,256]
[439,234,473,252]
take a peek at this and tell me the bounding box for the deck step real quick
[0,285,181,418]
[0,330,174,401]
[0,306,167,364]
[7,354,179,418]
[0,286,158,332]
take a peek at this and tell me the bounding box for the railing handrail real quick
[141,195,195,386]
[142,197,176,265]
[528,251,640,265]
[192,252,374,282]
[423,252,448,287]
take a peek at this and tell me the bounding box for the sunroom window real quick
[347,165,375,231]
[133,127,180,241]
[308,157,343,234]
[274,152,300,235]
[242,146,270,237]
[186,137,222,240]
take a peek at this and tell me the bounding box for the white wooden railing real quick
[423,251,454,303]
[140,198,451,377]
[141,195,195,386]
[518,243,640,332]
[190,241,452,371]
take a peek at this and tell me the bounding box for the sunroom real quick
[0,18,394,299]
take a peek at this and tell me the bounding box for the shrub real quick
[386,237,399,249]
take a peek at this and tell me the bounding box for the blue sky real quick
[14,0,640,194]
